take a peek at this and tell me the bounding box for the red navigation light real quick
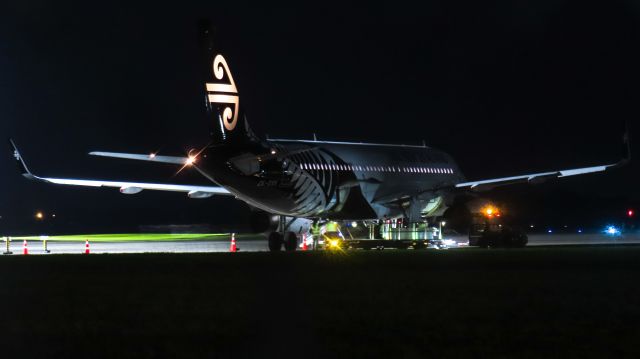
[628,209,635,218]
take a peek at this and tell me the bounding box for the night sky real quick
[1,1,639,234]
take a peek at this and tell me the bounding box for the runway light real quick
[605,226,620,236]
[578,229,583,233]
[149,153,156,159]
[547,229,553,233]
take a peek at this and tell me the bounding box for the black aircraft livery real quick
[10,25,630,250]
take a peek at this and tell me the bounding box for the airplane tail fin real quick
[197,21,257,146]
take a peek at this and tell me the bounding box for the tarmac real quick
[2,232,639,255]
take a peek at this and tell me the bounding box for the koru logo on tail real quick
[206,55,239,131]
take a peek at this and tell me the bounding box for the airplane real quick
[10,26,631,251]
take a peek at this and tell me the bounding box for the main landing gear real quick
[267,231,298,252]
[267,216,299,252]
[268,232,283,252]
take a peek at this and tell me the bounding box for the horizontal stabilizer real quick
[9,139,231,198]
[89,151,189,165]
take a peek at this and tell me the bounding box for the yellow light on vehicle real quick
[35,211,44,220]
[482,205,500,217]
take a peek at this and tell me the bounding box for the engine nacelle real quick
[249,211,279,233]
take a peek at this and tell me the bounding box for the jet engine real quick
[249,210,279,233]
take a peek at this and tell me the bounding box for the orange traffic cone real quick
[302,233,308,251]
[22,239,28,255]
[84,239,90,254]
[229,233,237,252]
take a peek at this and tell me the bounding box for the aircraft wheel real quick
[283,232,298,251]
[268,232,283,252]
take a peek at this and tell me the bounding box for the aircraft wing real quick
[10,139,232,199]
[456,125,631,192]
[455,164,614,191]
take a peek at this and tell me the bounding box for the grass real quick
[1,247,640,358]
[10,233,259,242]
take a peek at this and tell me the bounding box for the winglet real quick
[612,120,632,169]
[8,138,35,180]
[623,120,631,163]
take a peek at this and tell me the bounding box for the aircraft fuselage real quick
[196,139,465,220]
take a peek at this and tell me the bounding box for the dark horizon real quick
[1,1,638,234]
